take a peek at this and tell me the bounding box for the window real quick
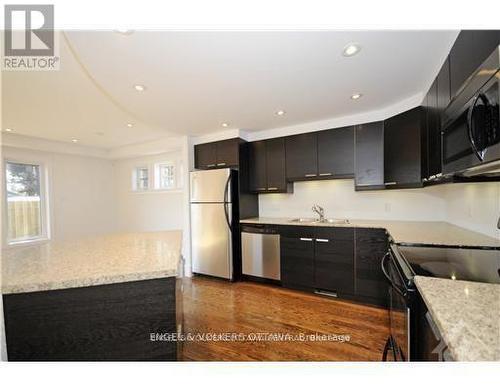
[154,163,175,190]
[133,167,149,191]
[5,161,48,244]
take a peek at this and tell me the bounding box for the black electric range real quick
[382,244,500,362]
[397,245,500,284]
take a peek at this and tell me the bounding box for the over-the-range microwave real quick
[442,45,500,177]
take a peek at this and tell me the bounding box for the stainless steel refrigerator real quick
[190,168,236,279]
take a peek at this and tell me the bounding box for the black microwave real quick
[442,47,500,176]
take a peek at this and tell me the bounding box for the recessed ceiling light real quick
[71,138,79,143]
[133,84,146,92]
[221,122,229,128]
[275,110,286,116]
[351,93,363,100]
[127,123,134,128]
[4,128,12,132]
[342,43,361,57]
[114,29,134,35]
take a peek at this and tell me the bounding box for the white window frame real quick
[153,162,176,190]
[3,158,51,247]
[132,166,150,192]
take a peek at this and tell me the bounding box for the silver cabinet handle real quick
[207,164,216,167]
[356,183,372,187]
[319,173,332,176]
[300,237,313,241]
[384,182,397,185]
[304,174,317,177]
[316,238,329,243]
[255,187,266,191]
[217,162,226,166]
[267,187,278,191]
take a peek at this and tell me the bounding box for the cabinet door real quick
[384,107,426,187]
[450,30,500,99]
[317,126,354,178]
[354,122,384,189]
[194,142,217,169]
[355,228,389,306]
[248,141,267,192]
[314,228,355,295]
[285,133,318,180]
[427,79,441,178]
[280,236,315,290]
[266,137,287,191]
[216,138,239,167]
[437,56,451,117]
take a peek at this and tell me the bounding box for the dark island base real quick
[3,277,177,361]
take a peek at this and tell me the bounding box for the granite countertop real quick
[415,276,500,361]
[239,217,500,248]
[1,231,183,294]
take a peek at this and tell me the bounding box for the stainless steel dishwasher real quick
[241,225,280,281]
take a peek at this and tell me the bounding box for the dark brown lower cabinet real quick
[355,228,389,306]
[280,225,389,307]
[280,236,315,290]
[3,277,178,361]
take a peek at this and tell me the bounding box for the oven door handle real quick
[381,252,407,298]
[467,92,489,162]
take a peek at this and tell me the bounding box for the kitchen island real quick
[1,231,183,361]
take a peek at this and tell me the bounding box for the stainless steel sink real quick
[288,218,350,225]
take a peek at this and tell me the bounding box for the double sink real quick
[288,218,350,225]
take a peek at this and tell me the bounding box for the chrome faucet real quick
[312,204,325,221]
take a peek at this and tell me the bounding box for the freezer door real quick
[190,203,232,279]
[190,169,231,203]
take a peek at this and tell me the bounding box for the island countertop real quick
[239,217,500,248]
[414,276,500,361]
[1,231,183,295]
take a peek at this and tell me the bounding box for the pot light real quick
[4,128,12,132]
[275,110,286,116]
[71,138,79,143]
[127,123,134,128]
[351,93,363,100]
[342,43,361,57]
[221,122,229,128]
[114,29,134,35]
[133,84,146,92]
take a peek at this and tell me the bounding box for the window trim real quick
[132,166,150,192]
[153,161,176,190]
[3,158,51,247]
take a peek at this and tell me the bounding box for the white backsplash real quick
[258,179,500,239]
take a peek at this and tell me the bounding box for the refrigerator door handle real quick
[223,176,232,230]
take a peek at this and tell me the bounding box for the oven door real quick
[381,251,411,361]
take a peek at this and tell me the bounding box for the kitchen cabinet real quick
[285,133,318,181]
[426,78,441,179]
[384,107,427,188]
[280,235,315,290]
[248,138,291,193]
[355,228,389,306]
[194,138,241,169]
[449,30,500,100]
[313,227,355,295]
[317,126,355,178]
[354,121,385,190]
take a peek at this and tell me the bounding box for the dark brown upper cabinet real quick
[384,107,427,189]
[449,30,500,100]
[285,133,318,181]
[426,77,441,179]
[317,126,355,179]
[194,138,241,169]
[354,121,385,190]
[248,138,291,193]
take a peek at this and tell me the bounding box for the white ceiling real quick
[2,30,458,149]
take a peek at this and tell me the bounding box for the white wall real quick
[112,151,185,233]
[443,182,500,239]
[259,179,447,221]
[2,146,116,241]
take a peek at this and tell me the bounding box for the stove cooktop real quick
[397,245,500,284]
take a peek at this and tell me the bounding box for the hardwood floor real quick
[180,276,390,361]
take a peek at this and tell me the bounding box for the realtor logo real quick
[3,4,59,70]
